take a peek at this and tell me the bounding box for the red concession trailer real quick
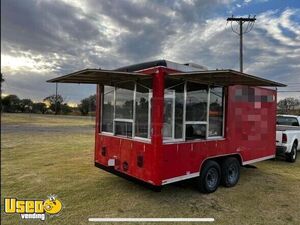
[49,60,285,193]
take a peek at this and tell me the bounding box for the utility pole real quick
[0,73,3,113]
[227,16,256,73]
[55,82,58,115]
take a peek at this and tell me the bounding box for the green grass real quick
[1,113,300,225]
[1,113,94,126]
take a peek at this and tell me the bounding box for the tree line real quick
[1,94,299,116]
[1,94,96,116]
[277,97,300,115]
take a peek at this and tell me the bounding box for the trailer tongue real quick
[48,60,285,193]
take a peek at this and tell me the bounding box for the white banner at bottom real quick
[88,218,214,222]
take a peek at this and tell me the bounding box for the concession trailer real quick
[48,60,285,193]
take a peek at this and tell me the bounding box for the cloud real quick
[1,0,299,102]
[160,8,300,100]
[1,0,104,54]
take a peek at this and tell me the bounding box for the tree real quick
[278,97,300,113]
[43,94,64,114]
[0,73,4,112]
[79,95,96,115]
[61,103,72,115]
[19,99,33,113]
[2,95,20,112]
[32,102,47,114]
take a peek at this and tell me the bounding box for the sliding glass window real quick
[185,82,208,140]
[101,86,114,133]
[101,79,224,142]
[162,80,224,142]
[163,79,184,141]
[101,81,152,140]
[208,87,224,137]
[135,83,151,139]
[114,82,134,137]
[174,84,184,139]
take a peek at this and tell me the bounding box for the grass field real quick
[1,113,300,225]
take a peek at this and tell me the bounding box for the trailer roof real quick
[47,68,286,87]
[116,59,207,72]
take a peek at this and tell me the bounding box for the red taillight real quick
[282,134,287,143]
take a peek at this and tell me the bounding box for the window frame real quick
[101,85,115,135]
[163,82,185,143]
[207,86,225,139]
[183,81,209,141]
[164,81,225,143]
[100,82,152,142]
[134,83,152,140]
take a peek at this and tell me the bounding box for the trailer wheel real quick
[197,160,221,193]
[220,157,240,187]
[286,143,297,163]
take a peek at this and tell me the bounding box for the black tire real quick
[220,157,240,187]
[286,143,297,163]
[197,160,221,193]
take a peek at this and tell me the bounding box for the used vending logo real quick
[4,195,62,221]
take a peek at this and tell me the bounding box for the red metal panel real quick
[161,140,231,181]
[119,139,133,173]
[94,85,101,162]
[227,86,276,162]
[162,144,181,179]
[132,141,155,183]
[96,134,158,184]
[150,68,165,185]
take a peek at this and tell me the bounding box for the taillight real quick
[282,134,287,143]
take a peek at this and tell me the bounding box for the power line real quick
[227,15,256,73]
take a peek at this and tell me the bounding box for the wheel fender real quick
[198,153,243,173]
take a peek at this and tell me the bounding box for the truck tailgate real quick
[276,131,283,145]
[277,125,300,131]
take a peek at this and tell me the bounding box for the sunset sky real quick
[1,0,300,103]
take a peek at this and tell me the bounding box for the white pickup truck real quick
[276,115,300,162]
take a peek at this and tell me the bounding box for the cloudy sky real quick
[1,0,300,104]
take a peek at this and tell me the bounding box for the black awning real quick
[47,69,151,85]
[167,69,286,87]
[48,68,286,87]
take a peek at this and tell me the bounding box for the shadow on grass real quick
[93,165,262,196]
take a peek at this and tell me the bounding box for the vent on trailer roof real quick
[184,63,208,70]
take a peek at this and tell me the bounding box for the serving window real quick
[115,83,134,120]
[185,82,208,140]
[101,78,225,142]
[162,79,225,142]
[101,80,152,140]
